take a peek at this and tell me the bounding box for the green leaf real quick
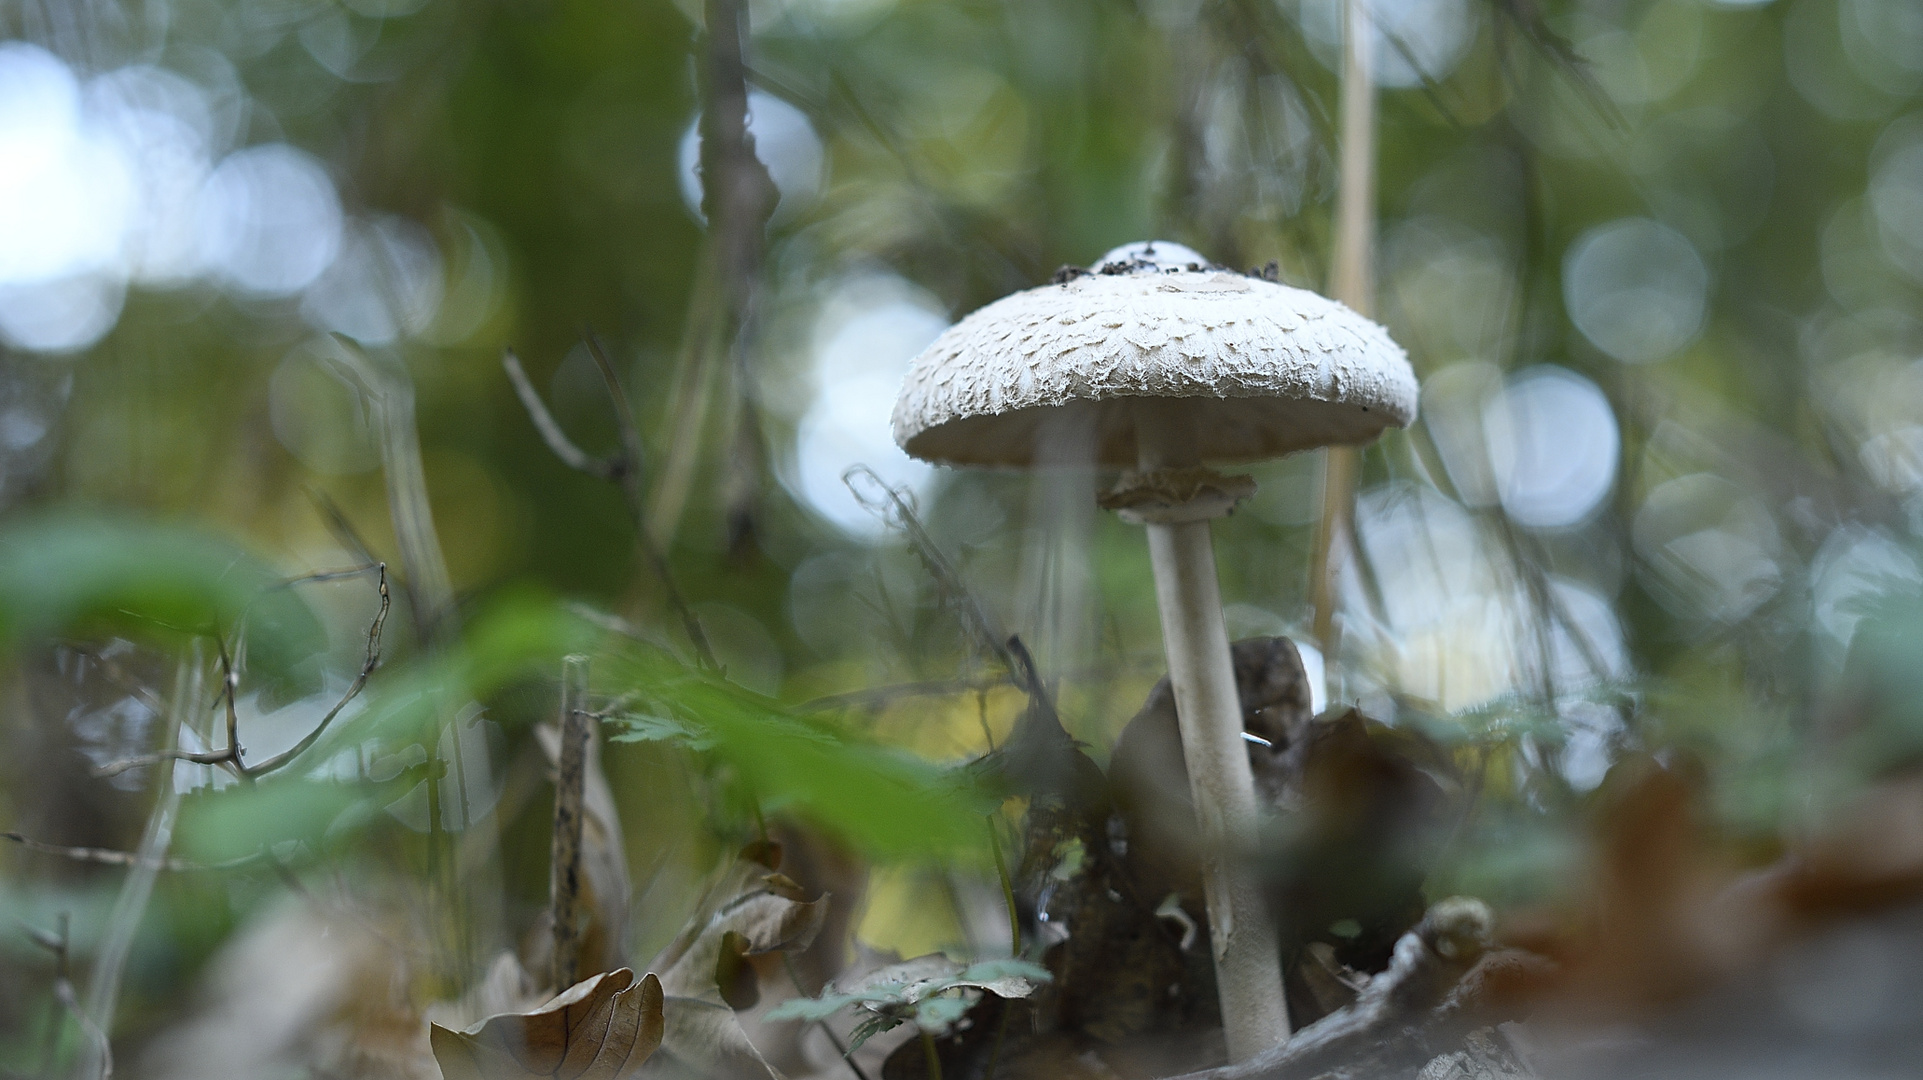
[176,776,375,864]
[762,993,876,1024]
[606,713,716,751]
[764,953,1050,1043]
[598,642,998,860]
[0,511,324,687]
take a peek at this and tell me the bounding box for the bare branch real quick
[55,644,166,716]
[215,635,245,775]
[24,915,113,1079]
[271,564,383,589]
[91,748,239,779]
[304,486,384,570]
[549,656,591,990]
[795,676,1007,715]
[93,565,391,781]
[1311,0,1376,660]
[843,466,1062,724]
[843,466,1016,675]
[583,331,647,504]
[3,832,266,872]
[502,348,615,479]
[243,563,390,778]
[565,603,678,653]
[703,0,780,558]
[504,341,719,673]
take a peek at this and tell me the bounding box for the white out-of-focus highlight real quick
[0,44,136,287]
[1634,473,1784,623]
[1870,116,1923,285]
[1346,484,1629,712]
[790,274,948,535]
[1483,366,1620,528]
[1811,525,1921,648]
[0,274,127,354]
[1297,0,1476,88]
[679,90,825,225]
[0,44,402,352]
[197,144,344,297]
[300,215,444,345]
[1564,217,1708,364]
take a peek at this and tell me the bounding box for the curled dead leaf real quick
[653,860,828,1001]
[430,968,663,1080]
[643,850,832,1079]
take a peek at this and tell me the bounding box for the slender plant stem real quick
[34,911,114,1080]
[646,248,724,549]
[501,347,719,672]
[1,833,264,872]
[781,953,872,1080]
[988,817,1019,958]
[1311,0,1379,663]
[701,0,778,556]
[549,655,592,990]
[79,647,199,1080]
[982,1004,1011,1080]
[920,1029,943,1080]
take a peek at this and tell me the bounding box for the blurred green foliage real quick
[5,0,1923,1071]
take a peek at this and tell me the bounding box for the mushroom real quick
[891,240,1416,1060]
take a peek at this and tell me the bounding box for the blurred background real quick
[4,0,1923,1075]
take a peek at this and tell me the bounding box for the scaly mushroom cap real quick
[892,242,1418,468]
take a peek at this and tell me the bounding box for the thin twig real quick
[243,564,390,778]
[585,331,721,672]
[645,248,725,549]
[303,486,384,571]
[91,747,238,779]
[501,348,614,478]
[1485,0,1626,131]
[843,467,1066,729]
[795,676,1009,715]
[54,644,166,715]
[843,466,1015,676]
[501,347,719,671]
[215,635,245,776]
[79,647,200,1080]
[27,914,113,1079]
[2,832,266,872]
[270,564,384,589]
[93,565,390,781]
[781,953,872,1080]
[564,603,679,653]
[583,332,648,505]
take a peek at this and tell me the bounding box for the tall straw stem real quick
[1311,0,1378,661]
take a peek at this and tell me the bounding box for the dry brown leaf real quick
[655,870,827,1000]
[430,967,664,1080]
[643,849,831,1079]
[137,897,440,1080]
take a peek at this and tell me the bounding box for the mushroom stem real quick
[1136,410,1291,1060]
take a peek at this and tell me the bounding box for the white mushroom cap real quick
[892,243,1418,468]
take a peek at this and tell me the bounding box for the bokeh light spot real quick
[788,274,948,536]
[1564,217,1708,363]
[1483,366,1620,529]
[196,143,344,297]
